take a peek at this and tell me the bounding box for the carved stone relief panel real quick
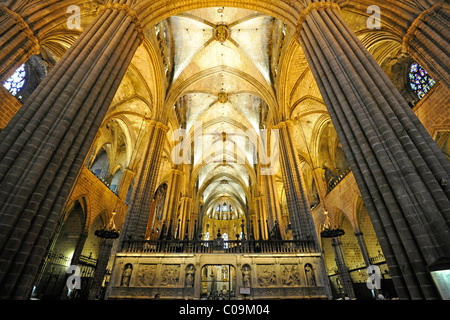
[256,264,276,287]
[281,264,301,286]
[160,264,180,286]
[135,264,157,287]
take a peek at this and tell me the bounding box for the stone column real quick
[179,196,192,240]
[190,213,199,240]
[254,195,268,240]
[275,120,320,247]
[88,238,114,300]
[331,237,355,299]
[119,120,169,243]
[262,174,286,239]
[354,229,382,298]
[297,2,450,299]
[117,168,135,201]
[0,3,143,299]
[58,230,89,300]
[354,229,371,268]
[311,167,328,204]
[161,168,183,239]
[402,3,450,87]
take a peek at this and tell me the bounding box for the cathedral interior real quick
[0,0,449,301]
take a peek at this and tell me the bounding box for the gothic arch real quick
[164,66,279,123]
[135,0,301,30]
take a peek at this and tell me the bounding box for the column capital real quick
[272,119,294,130]
[170,168,184,176]
[123,167,135,174]
[0,5,39,50]
[402,3,448,53]
[296,2,341,33]
[354,230,364,237]
[312,167,325,173]
[99,3,144,41]
[147,119,170,133]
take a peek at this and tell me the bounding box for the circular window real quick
[2,64,26,96]
[408,62,435,100]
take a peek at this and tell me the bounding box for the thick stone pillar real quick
[331,237,356,299]
[119,120,169,243]
[161,168,183,239]
[297,2,450,299]
[402,3,450,87]
[275,121,319,247]
[311,167,328,204]
[0,3,143,299]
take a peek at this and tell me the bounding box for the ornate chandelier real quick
[320,210,345,238]
[95,210,120,239]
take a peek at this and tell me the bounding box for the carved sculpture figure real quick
[305,263,316,286]
[242,265,251,287]
[185,264,195,287]
[120,264,132,287]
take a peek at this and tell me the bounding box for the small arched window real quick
[3,64,26,96]
[90,148,110,180]
[409,62,435,100]
[110,169,122,193]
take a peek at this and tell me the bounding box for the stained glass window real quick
[2,64,26,96]
[409,62,435,100]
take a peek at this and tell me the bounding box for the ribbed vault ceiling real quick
[162,7,283,213]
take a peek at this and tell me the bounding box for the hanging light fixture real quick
[95,209,120,239]
[320,210,345,238]
[95,113,146,239]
